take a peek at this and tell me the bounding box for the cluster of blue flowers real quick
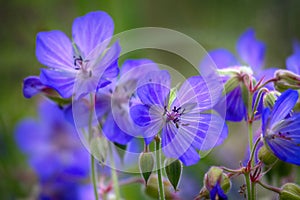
[17,10,300,200]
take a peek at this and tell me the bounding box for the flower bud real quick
[90,136,109,164]
[204,166,223,190]
[279,183,300,200]
[143,175,179,200]
[196,166,231,199]
[139,152,155,185]
[164,158,183,191]
[275,70,300,92]
[263,90,281,108]
[258,145,277,166]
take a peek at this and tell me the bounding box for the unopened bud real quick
[258,145,277,166]
[164,158,183,191]
[280,183,300,200]
[143,175,178,200]
[203,166,231,193]
[263,91,281,108]
[205,166,223,190]
[90,136,109,164]
[275,70,300,92]
[139,152,155,185]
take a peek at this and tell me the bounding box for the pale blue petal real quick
[199,49,238,69]
[36,31,73,70]
[72,11,114,58]
[40,69,76,98]
[237,28,265,70]
[270,89,298,127]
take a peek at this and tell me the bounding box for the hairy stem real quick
[155,136,165,200]
[91,154,99,200]
[110,147,121,200]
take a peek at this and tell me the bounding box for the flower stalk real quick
[155,135,165,200]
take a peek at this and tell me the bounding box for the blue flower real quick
[262,89,300,165]
[66,59,159,145]
[200,28,276,121]
[15,99,90,199]
[209,182,228,200]
[286,40,300,74]
[130,70,228,166]
[36,11,120,99]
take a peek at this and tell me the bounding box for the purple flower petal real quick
[196,113,228,151]
[40,68,76,98]
[136,70,171,106]
[210,182,228,200]
[286,41,300,74]
[93,41,121,90]
[265,114,300,165]
[161,123,200,166]
[14,119,48,155]
[199,49,238,69]
[269,89,298,127]
[72,11,114,58]
[36,31,73,70]
[103,112,133,145]
[23,76,48,98]
[214,87,246,121]
[177,76,222,111]
[237,28,265,70]
[130,104,151,127]
[120,59,159,81]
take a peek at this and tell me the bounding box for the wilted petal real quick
[72,11,114,58]
[237,28,265,70]
[36,31,73,70]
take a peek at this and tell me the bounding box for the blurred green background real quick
[1,0,300,199]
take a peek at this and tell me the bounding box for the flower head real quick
[15,99,90,198]
[36,11,120,99]
[66,59,159,145]
[130,70,228,166]
[262,89,300,165]
[200,28,276,121]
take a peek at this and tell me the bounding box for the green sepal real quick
[90,136,109,164]
[139,152,155,185]
[164,158,183,191]
[280,183,300,200]
[222,77,240,96]
[114,142,127,162]
[46,96,72,107]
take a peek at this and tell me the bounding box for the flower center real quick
[73,55,92,77]
[164,106,186,128]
